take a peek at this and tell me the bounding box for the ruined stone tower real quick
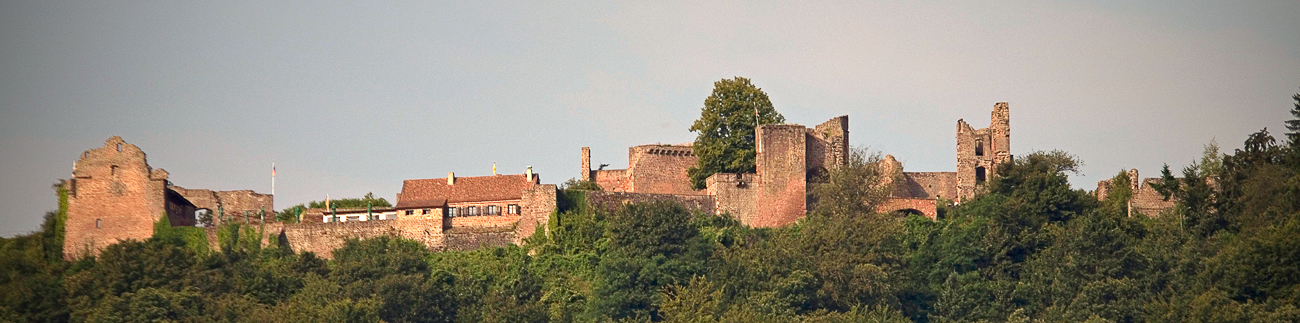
[955,102,1011,203]
[64,137,172,259]
[63,137,274,259]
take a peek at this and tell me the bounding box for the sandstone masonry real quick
[581,103,1013,222]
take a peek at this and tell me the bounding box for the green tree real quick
[688,77,785,190]
[1199,139,1223,177]
[808,147,893,218]
[560,178,602,191]
[1286,89,1300,146]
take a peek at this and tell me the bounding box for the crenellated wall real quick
[582,144,702,195]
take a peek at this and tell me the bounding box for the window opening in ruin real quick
[976,166,986,183]
[116,143,122,151]
[508,204,520,215]
[196,209,211,227]
[96,219,101,228]
[975,139,984,156]
[111,165,118,176]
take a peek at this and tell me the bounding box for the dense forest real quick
[4,100,1300,322]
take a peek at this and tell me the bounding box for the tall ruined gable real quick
[65,136,170,259]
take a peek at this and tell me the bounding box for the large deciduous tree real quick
[688,77,785,190]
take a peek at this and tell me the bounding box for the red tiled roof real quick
[396,174,537,209]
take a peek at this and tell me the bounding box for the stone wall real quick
[583,191,715,215]
[449,214,521,229]
[592,169,628,192]
[515,184,557,243]
[901,172,959,200]
[706,173,757,221]
[1094,169,1178,217]
[582,145,701,195]
[65,137,170,259]
[445,228,517,251]
[627,145,703,195]
[812,116,849,170]
[877,198,939,219]
[169,186,273,225]
[281,219,446,258]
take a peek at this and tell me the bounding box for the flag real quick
[272,164,276,177]
[492,162,497,175]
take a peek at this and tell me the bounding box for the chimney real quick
[581,147,591,181]
[526,166,534,182]
[448,172,455,185]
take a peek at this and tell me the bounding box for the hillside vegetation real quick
[3,102,1300,322]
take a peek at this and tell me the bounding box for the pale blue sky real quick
[2,1,1297,235]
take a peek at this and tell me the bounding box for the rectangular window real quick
[486,205,500,215]
[346,215,360,222]
[405,210,414,215]
[96,219,101,228]
[508,204,520,215]
[467,206,479,216]
[447,207,458,217]
[422,208,430,215]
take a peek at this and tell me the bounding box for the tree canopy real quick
[687,77,785,190]
[3,90,1300,322]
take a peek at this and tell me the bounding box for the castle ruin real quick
[64,137,273,259]
[580,102,1012,224]
[62,102,1022,258]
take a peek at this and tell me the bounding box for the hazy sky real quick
[2,1,1297,236]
